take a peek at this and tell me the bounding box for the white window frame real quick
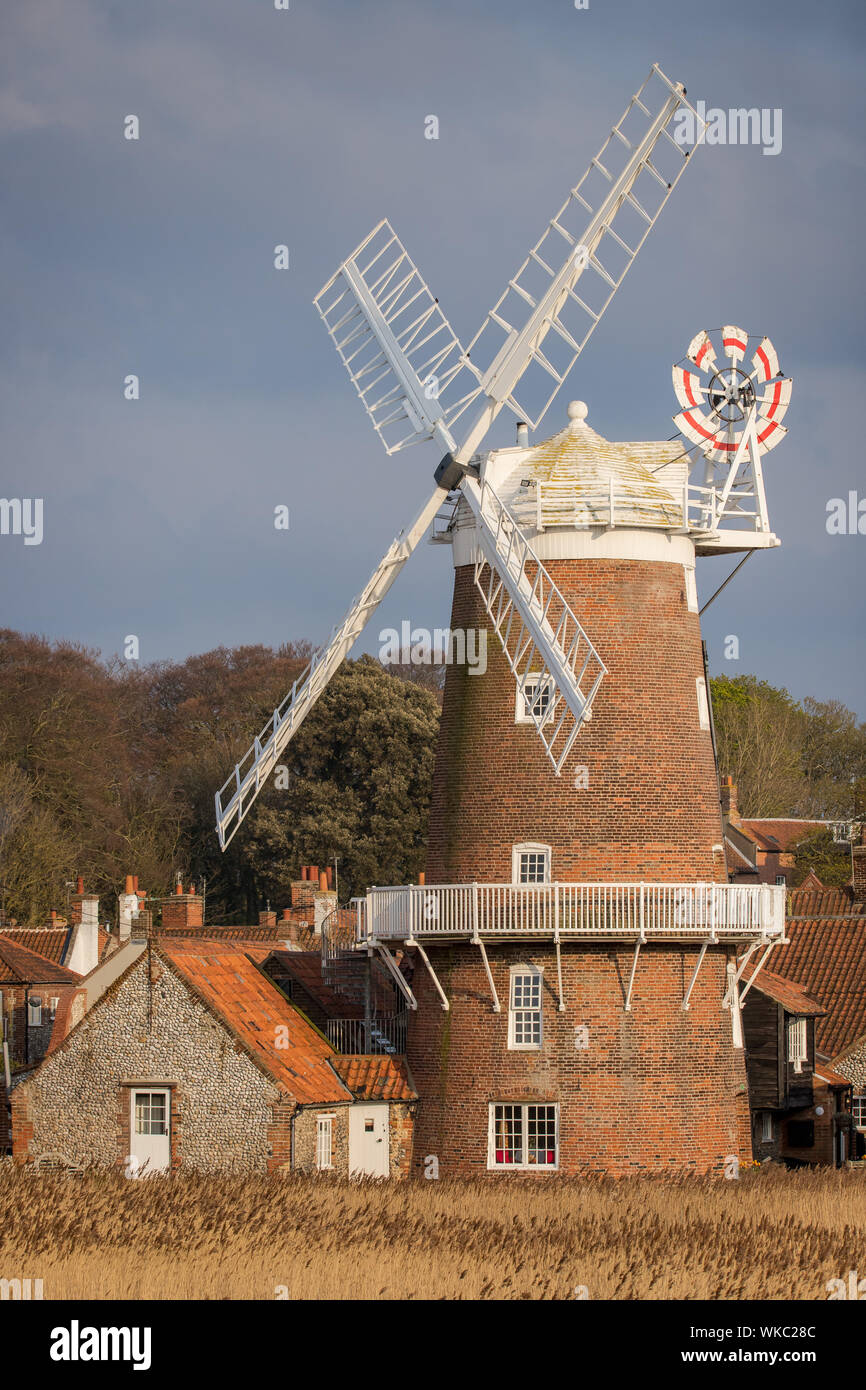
[48,996,59,1015]
[852,1095,866,1131]
[512,842,551,886]
[775,874,786,886]
[787,1017,808,1074]
[696,676,711,731]
[760,1111,774,1143]
[132,1088,170,1139]
[487,1103,559,1171]
[316,1113,335,1171]
[515,674,554,726]
[27,996,42,1027]
[508,965,544,1051]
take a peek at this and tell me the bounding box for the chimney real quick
[419,871,426,886]
[70,876,86,926]
[67,893,100,975]
[259,910,277,927]
[313,877,337,936]
[291,878,314,909]
[516,422,529,447]
[118,877,142,943]
[325,866,333,890]
[852,825,866,906]
[720,776,739,824]
[162,886,204,930]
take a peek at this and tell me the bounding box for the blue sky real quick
[1,0,864,715]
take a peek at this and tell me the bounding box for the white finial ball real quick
[567,400,588,424]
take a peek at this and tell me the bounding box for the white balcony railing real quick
[355,882,786,944]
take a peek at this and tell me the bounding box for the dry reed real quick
[1,1164,863,1300]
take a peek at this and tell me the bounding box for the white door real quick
[129,1089,171,1176]
[348,1104,389,1177]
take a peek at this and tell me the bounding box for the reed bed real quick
[1,1164,863,1300]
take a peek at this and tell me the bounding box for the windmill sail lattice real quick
[457,64,707,439]
[215,65,707,850]
[314,220,479,457]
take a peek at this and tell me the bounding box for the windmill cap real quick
[567,400,589,427]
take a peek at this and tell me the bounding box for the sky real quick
[1,0,864,717]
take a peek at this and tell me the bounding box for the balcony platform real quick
[356,881,786,946]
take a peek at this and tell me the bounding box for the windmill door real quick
[129,1089,171,1176]
[349,1104,389,1177]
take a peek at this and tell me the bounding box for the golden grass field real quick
[2,1165,864,1300]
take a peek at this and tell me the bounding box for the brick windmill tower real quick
[215,68,789,1175]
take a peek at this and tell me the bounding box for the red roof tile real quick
[768,916,866,1058]
[0,938,81,986]
[739,819,829,852]
[0,928,70,965]
[158,943,351,1106]
[744,964,826,1016]
[787,886,854,919]
[331,1054,417,1102]
[814,1063,852,1089]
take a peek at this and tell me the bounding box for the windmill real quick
[215,64,709,850]
[213,65,792,1178]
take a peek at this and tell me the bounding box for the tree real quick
[242,657,439,903]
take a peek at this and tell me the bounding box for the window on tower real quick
[515,675,554,726]
[512,843,551,885]
[488,1103,559,1170]
[508,965,543,1049]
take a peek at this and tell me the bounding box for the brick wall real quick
[406,940,751,1176]
[427,560,725,884]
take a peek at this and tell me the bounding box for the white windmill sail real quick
[215,65,706,848]
[313,220,480,457]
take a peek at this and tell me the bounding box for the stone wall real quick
[12,954,280,1174]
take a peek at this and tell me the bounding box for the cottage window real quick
[134,1091,168,1137]
[787,1017,808,1074]
[489,1103,558,1170]
[760,1112,774,1143]
[775,875,786,887]
[316,1114,334,1170]
[513,843,551,885]
[27,997,42,1027]
[508,966,543,1050]
[853,1095,866,1131]
[516,676,553,726]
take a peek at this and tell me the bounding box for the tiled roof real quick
[0,938,81,986]
[331,1055,417,1102]
[739,819,829,852]
[787,886,854,919]
[814,1063,852,1089]
[0,928,70,965]
[265,951,364,1019]
[744,964,826,1016]
[768,916,866,1058]
[158,942,350,1105]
